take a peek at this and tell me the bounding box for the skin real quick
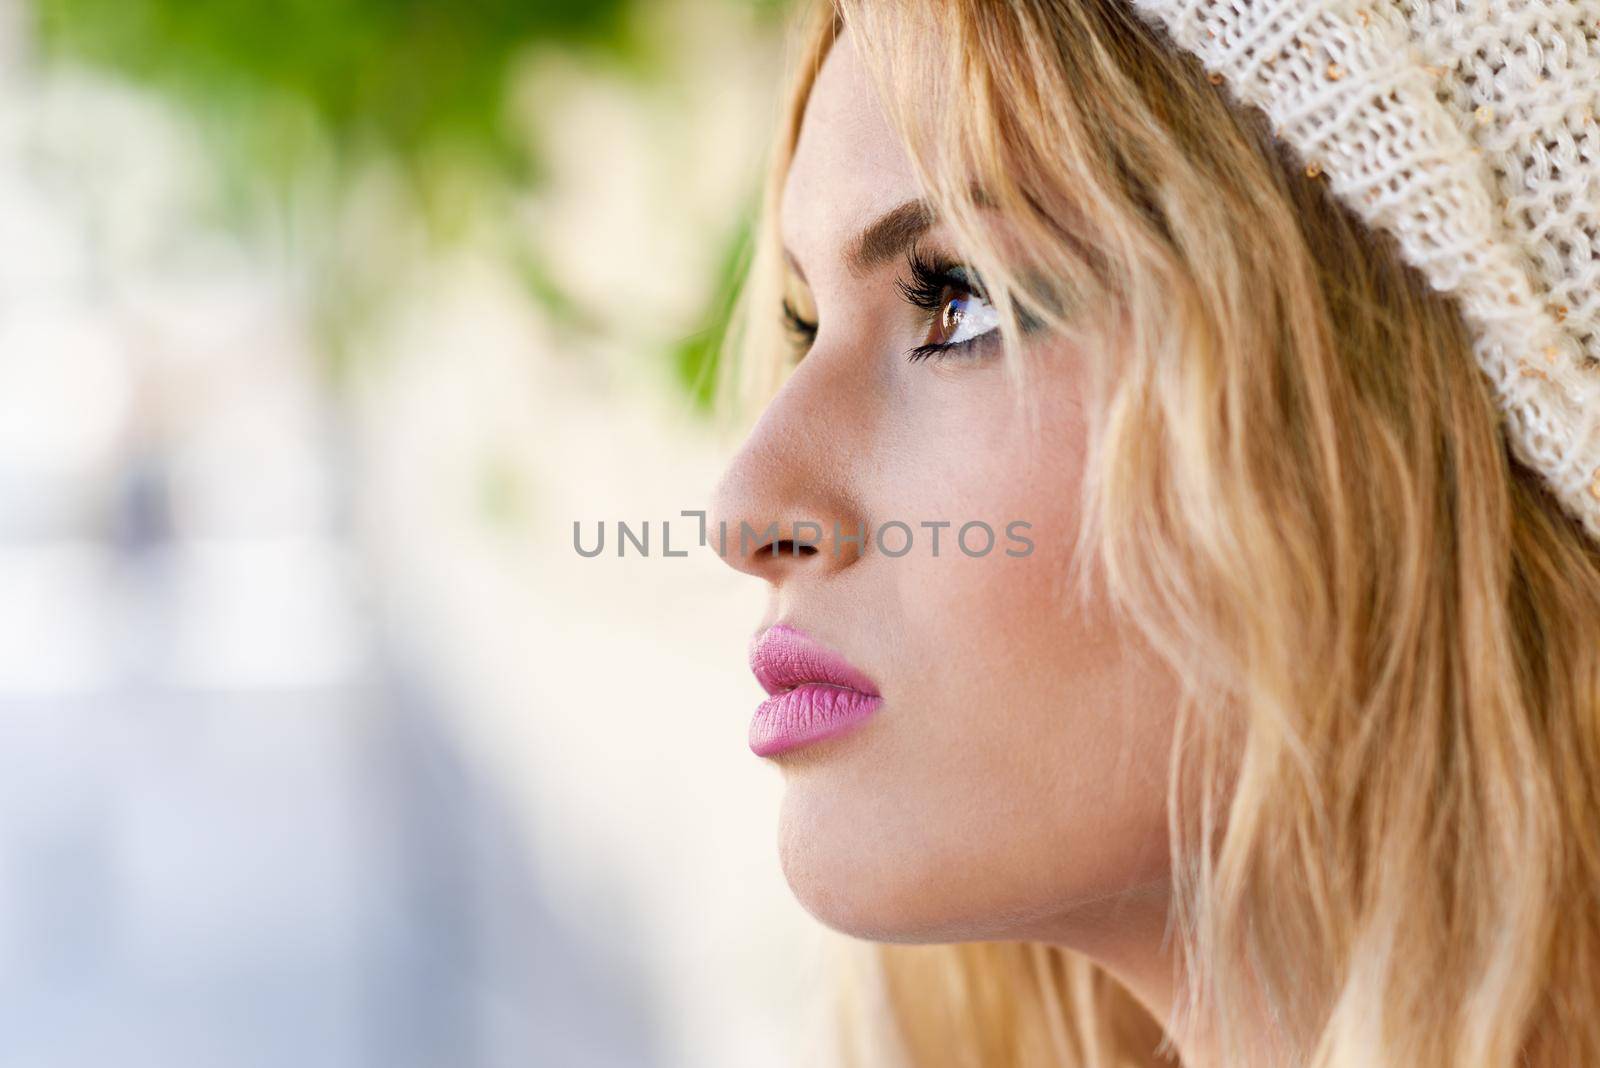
[709,32,1190,1039]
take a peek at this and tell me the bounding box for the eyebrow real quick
[846,198,936,275]
[783,197,937,283]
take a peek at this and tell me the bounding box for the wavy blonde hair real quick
[728,2,1600,1065]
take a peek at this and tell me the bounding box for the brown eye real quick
[897,254,1002,361]
[925,287,970,347]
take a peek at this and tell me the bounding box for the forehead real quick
[780,33,923,274]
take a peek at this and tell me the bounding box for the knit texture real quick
[1127,0,1600,541]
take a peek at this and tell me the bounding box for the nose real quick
[706,368,871,586]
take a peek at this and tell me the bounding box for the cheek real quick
[775,358,1180,943]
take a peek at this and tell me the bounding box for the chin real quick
[772,763,1172,947]
[774,776,1030,944]
[775,776,932,941]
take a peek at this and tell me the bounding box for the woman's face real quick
[710,34,1183,948]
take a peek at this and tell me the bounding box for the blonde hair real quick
[730,2,1600,1065]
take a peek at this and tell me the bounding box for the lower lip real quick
[749,683,882,757]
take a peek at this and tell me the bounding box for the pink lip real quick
[747,623,882,757]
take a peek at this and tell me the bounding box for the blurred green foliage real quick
[27,0,786,406]
[672,212,753,412]
[29,0,637,186]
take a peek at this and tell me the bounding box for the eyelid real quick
[781,298,817,360]
[897,244,973,309]
[782,297,815,328]
[781,246,1005,365]
[781,261,819,341]
[896,244,1004,363]
[906,331,1000,363]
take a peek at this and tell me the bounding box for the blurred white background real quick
[0,0,838,1064]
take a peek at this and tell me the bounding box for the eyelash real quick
[899,246,996,362]
[779,247,997,363]
[782,300,817,350]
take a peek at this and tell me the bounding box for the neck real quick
[1023,882,1243,1068]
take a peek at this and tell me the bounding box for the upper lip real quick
[748,623,880,697]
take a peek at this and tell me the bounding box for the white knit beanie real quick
[1127,0,1600,542]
